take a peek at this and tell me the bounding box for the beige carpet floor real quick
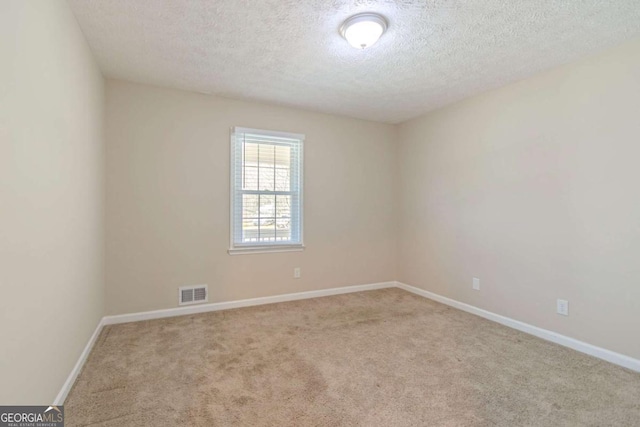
[65,288,640,426]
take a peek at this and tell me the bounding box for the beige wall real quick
[0,1,105,404]
[105,80,397,315]
[397,38,640,359]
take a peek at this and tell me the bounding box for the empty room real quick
[2,0,640,425]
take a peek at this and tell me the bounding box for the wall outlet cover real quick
[557,299,569,316]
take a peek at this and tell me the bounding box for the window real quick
[229,127,304,254]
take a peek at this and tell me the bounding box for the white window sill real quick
[228,245,305,255]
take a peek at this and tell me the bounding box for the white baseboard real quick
[103,281,395,325]
[395,281,640,373]
[53,317,105,405]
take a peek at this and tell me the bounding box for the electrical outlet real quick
[294,267,301,279]
[557,299,569,316]
[472,277,480,290]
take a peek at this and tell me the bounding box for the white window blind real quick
[229,127,304,254]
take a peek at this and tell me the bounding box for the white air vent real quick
[179,284,208,306]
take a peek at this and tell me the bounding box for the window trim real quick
[228,126,305,255]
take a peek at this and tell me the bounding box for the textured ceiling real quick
[68,0,640,123]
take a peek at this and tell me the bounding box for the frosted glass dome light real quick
[340,13,388,49]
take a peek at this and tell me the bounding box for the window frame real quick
[228,126,305,255]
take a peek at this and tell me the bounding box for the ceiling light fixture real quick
[340,13,388,49]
